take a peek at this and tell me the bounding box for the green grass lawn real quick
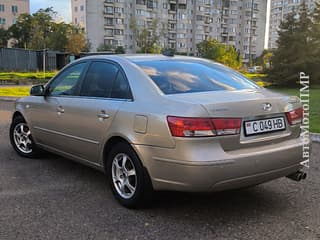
[267,86,320,133]
[0,72,56,80]
[0,86,31,97]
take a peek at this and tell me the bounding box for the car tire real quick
[10,115,39,158]
[107,142,153,208]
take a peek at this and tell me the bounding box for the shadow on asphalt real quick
[32,150,287,214]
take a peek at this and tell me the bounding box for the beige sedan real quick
[10,55,306,208]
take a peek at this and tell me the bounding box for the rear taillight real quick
[285,107,303,125]
[211,118,242,135]
[167,116,241,137]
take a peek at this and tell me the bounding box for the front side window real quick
[134,60,259,95]
[50,62,86,96]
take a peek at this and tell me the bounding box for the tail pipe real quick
[286,171,307,182]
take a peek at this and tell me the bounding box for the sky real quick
[30,0,71,22]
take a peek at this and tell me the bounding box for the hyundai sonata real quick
[10,55,306,208]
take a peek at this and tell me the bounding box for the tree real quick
[197,39,220,59]
[129,18,162,53]
[97,43,112,52]
[8,13,33,49]
[46,22,70,51]
[8,8,89,54]
[268,1,315,86]
[65,26,88,55]
[0,28,9,48]
[309,1,320,83]
[115,46,125,54]
[197,39,242,70]
[216,45,242,70]
[29,8,55,50]
[254,50,273,71]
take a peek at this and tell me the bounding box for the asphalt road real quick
[0,100,320,240]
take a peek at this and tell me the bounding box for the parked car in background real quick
[248,66,263,73]
[10,55,306,208]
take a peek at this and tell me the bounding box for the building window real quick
[177,23,185,29]
[105,29,113,36]
[74,6,78,12]
[105,6,113,14]
[12,5,18,13]
[196,25,203,30]
[136,0,146,4]
[196,34,204,40]
[80,5,84,11]
[0,5,4,12]
[178,42,186,48]
[136,9,144,15]
[114,29,123,35]
[178,13,186,19]
[178,4,186,10]
[137,19,144,25]
[115,18,124,24]
[114,7,123,13]
[105,18,113,25]
[0,18,6,25]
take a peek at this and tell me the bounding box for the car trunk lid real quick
[165,89,302,151]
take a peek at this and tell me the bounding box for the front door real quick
[33,60,132,165]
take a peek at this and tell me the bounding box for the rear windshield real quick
[134,60,259,94]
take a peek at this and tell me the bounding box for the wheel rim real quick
[111,153,137,199]
[13,123,33,154]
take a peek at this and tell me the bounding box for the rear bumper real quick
[133,138,304,192]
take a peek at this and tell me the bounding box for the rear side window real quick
[111,71,132,99]
[80,61,118,98]
[134,60,259,94]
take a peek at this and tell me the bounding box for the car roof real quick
[78,54,211,63]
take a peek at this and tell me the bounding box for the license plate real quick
[244,117,286,136]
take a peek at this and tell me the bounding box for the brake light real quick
[285,107,303,125]
[167,116,241,137]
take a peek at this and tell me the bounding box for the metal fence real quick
[0,48,38,71]
[0,48,69,72]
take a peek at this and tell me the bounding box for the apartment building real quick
[0,0,29,29]
[268,0,315,49]
[71,0,267,62]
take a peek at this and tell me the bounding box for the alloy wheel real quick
[13,123,33,154]
[111,153,137,199]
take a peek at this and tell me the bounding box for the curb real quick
[310,133,320,143]
[0,97,19,102]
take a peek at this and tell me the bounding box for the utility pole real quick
[249,0,254,67]
[43,47,46,80]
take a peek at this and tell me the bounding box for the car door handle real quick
[57,106,65,113]
[97,112,110,119]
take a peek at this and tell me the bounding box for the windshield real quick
[134,60,259,95]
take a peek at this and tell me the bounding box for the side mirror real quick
[30,85,45,96]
